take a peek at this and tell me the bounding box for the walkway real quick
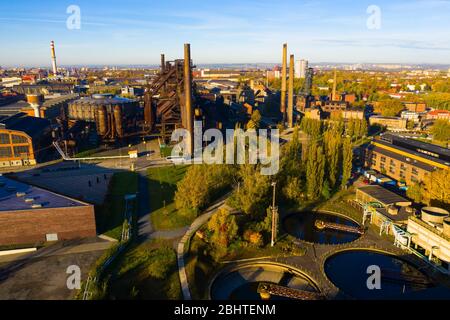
[177,196,231,300]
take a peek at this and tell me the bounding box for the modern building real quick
[400,110,421,123]
[0,113,52,167]
[364,134,450,186]
[0,175,96,245]
[407,207,450,271]
[295,59,308,79]
[369,115,407,131]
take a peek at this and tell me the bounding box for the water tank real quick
[114,105,123,137]
[421,207,449,224]
[97,106,108,136]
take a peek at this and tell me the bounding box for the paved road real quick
[177,195,232,300]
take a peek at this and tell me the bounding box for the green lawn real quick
[96,172,139,239]
[148,165,197,230]
[107,240,181,299]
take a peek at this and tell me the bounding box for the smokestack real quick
[280,43,287,121]
[332,68,337,101]
[26,94,43,118]
[50,41,58,76]
[161,54,165,73]
[184,43,194,155]
[287,54,294,128]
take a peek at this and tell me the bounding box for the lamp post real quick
[271,182,278,247]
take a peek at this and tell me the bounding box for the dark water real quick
[283,212,361,244]
[325,250,432,299]
[230,282,291,300]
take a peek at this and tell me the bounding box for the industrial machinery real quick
[144,45,195,138]
[67,94,140,141]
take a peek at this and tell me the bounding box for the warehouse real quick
[0,175,96,246]
[0,113,52,167]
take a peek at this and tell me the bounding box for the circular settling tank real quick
[283,211,361,244]
[324,250,432,299]
[210,263,320,300]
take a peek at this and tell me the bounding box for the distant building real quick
[364,134,450,186]
[403,102,426,113]
[400,110,421,123]
[0,77,22,88]
[295,59,308,79]
[426,110,450,121]
[0,175,96,246]
[369,115,407,131]
[343,108,365,120]
[121,86,144,97]
[0,113,52,167]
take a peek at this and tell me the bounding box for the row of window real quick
[0,146,31,158]
[0,133,29,144]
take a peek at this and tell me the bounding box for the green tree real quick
[431,119,450,142]
[376,99,405,117]
[406,182,424,203]
[341,137,353,188]
[207,208,239,248]
[324,127,342,188]
[306,141,325,199]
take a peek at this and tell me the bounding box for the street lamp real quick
[271,181,278,247]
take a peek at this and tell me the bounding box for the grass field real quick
[107,240,181,299]
[147,165,197,230]
[96,172,139,240]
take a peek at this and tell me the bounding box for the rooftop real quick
[357,185,411,207]
[0,112,50,138]
[0,175,88,211]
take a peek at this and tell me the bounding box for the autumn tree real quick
[341,137,353,188]
[431,119,450,143]
[306,141,325,199]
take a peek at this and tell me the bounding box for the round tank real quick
[92,93,114,99]
[114,105,123,137]
[97,106,108,136]
[444,218,450,238]
[421,207,449,224]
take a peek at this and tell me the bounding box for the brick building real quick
[365,134,449,186]
[0,176,96,245]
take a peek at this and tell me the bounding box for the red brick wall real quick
[0,205,97,245]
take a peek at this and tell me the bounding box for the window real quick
[412,168,419,175]
[400,171,406,179]
[13,146,29,157]
[11,134,28,144]
[390,159,395,165]
[0,146,12,157]
[411,176,419,183]
[381,156,386,163]
[0,133,10,144]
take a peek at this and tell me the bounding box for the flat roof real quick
[382,133,450,160]
[0,175,88,212]
[357,185,410,207]
[371,145,436,172]
[373,139,450,167]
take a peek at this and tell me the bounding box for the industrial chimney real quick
[26,94,43,118]
[184,43,194,155]
[50,40,58,76]
[280,43,287,122]
[287,54,294,128]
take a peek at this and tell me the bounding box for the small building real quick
[369,115,407,131]
[343,108,365,120]
[0,176,97,246]
[356,185,413,233]
[403,102,426,113]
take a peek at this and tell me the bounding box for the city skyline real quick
[1,0,450,67]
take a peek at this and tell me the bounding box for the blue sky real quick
[1,0,450,67]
